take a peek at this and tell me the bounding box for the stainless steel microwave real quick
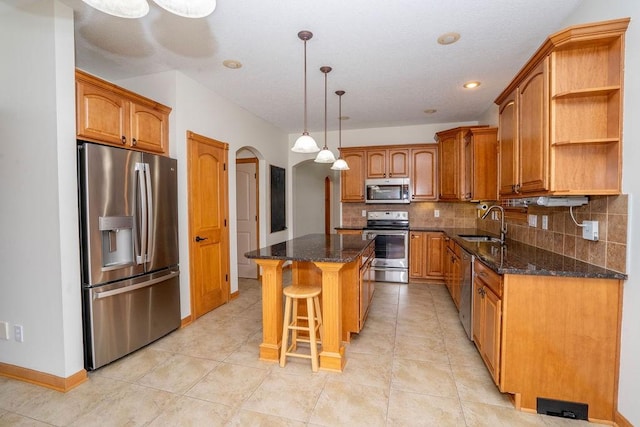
[365,178,410,204]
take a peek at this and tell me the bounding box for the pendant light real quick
[315,66,337,163]
[82,0,149,18]
[331,90,350,170]
[291,31,320,153]
[153,0,217,18]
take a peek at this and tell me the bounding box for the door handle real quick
[195,236,208,242]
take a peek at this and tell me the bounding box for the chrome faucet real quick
[481,205,507,244]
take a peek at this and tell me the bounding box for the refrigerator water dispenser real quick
[99,216,134,269]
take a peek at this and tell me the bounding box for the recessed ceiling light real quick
[437,32,461,45]
[463,81,481,89]
[223,59,242,69]
[423,109,437,114]
[340,116,350,120]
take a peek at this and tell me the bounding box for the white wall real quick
[0,1,83,377]
[559,2,640,425]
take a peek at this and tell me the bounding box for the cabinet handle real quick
[515,184,521,193]
[121,136,127,144]
[132,138,137,146]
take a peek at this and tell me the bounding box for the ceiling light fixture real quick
[315,67,337,163]
[423,109,437,114]
[82,0,149,18]
[291,31,320,153]
[331,91,349,171]
[153,0,217,18]
[437,32,461,45]
[222,60,242,69]
[463,81,481,89]
[81,0,216,18]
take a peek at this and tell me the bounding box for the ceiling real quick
[56,0,581,133]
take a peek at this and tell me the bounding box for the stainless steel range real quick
[362,211,409,283]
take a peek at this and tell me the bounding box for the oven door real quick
[362,229,409,269]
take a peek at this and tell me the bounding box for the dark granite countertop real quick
[440,228,627,280]
[245,233,373,263]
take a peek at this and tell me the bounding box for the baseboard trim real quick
[614,410,632,427]
[230,290,240,300]
[0,362,87,392]
[180,315,193,328]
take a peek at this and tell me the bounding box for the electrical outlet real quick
[0,321,9,340]
[582,220,599,241]
[361,210,367,217]
[541,215,549,230]
[14,324,24,343]
[434,209,440,218]
[528,214,538,227]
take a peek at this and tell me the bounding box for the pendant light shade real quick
[152,0,217,18]
[315,66,336,163]
[82,0,149,18]
[331,90,350,171]
[292,31,320,153]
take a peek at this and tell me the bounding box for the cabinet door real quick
[130,102,169,155]
[467,128,498,201]
[410,146,437,201]
[366,150,387,178]
[518,58,549,194]
[388,149,409,178]
[76,80,129,146]
[340,150,366,202]
[426,233,444,279]
[409,232,425,278]
[498,92,518,196]
[483,287,502,384]
[472,279,483,346]
[438,132,460,200]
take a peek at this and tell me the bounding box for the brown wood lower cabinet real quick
[443,237,461,308]
[409,231,444,282]
[472,258,623,423]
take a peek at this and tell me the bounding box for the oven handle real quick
[364,230,409,237]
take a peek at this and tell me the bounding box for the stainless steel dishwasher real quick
[458,247,474,340]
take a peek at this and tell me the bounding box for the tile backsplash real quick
[341,194,628,274]
[476,195,628,273]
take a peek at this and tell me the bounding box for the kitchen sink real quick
[458,234,503,243]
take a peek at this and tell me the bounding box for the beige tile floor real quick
[0,275,594,426]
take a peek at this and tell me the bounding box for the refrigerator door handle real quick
[144,162,153,263]
[93,270,179,299]
[135,162,148,264]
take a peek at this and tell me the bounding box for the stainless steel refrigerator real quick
[78,141,180,370]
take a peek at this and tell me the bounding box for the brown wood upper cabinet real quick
[339,148,366,202]
[76,69,171,156]
[340,144,437,202]
[366,148,409,179]
[495,18,629,197]
[436,126,495,201]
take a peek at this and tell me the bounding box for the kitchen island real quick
[245,233,373,372]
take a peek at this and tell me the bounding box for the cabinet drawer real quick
[474,260,502,297]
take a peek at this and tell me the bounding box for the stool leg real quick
[291,298,298,352]
[313,295,323,344]
[280,295,292,368]
[307,297,319,372]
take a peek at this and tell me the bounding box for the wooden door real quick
[340,149,365,202]
[388,149,409,178]
[366,149,387,178]
[236,159,259,279]
[188,131,230,318]
[76,79,129,146]
[438,132,459,200]
[130,102,169,155]
[498,93,518,196]
[426,233,444,279]
[483,287,502,384]
[409,232,425,278]
[518,58,549,194]
[410,146,437,201]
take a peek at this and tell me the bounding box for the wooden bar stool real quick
[280,285,323,372]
